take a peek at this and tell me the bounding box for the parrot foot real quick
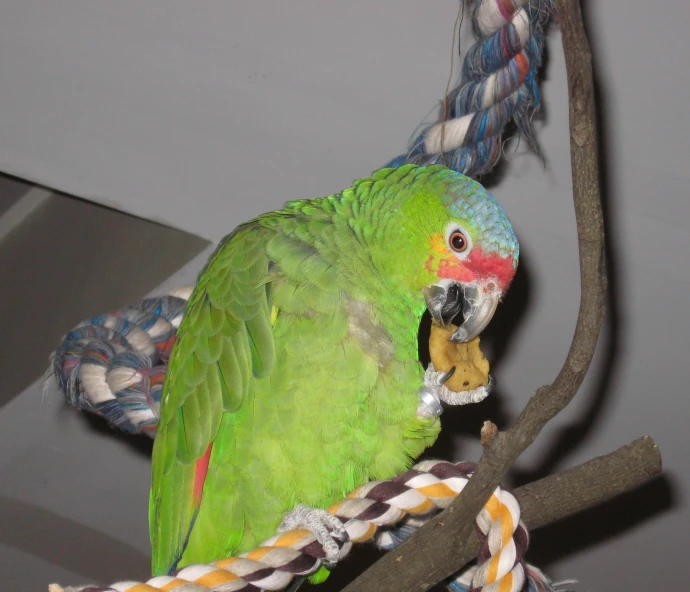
[277,504,348,567]
[417,364,493,418]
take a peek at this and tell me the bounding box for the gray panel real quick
[0,174,31,216]
[0,191,209,404]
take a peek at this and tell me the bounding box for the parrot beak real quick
[423,280,502,343]
[423,280,462,328]
[449,282,501,342]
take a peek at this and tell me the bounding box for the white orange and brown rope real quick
[50,460,560,592]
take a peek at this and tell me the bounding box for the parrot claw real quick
[440,366,456,384]
[277,504,349,567]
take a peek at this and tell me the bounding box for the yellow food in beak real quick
[429,323,490,392]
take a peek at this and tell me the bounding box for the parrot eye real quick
[449,231,468,253]
[445,223,473,261]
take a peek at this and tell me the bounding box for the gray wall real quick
[0,2,688,590]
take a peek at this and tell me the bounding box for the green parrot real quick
[149,164,519,577]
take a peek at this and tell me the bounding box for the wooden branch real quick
[343,2,610,590]
[515,437,661,530]
[385,437,659,576]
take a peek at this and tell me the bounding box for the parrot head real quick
[365,165,519,342]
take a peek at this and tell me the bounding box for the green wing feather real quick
[150,223,274,576]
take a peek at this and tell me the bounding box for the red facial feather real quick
[427,244,516,292]
[465,248,516,291]
[437,258,473,283]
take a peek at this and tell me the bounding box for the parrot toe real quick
[277,504,349,567]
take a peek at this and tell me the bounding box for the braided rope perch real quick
[50,461,561,592]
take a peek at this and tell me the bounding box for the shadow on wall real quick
[77,408,155,459]
[528,474,676,568]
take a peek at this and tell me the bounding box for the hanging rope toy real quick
[386,0,554,177]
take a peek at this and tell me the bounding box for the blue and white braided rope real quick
[51,287,193,436]
[387,0,554,177]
